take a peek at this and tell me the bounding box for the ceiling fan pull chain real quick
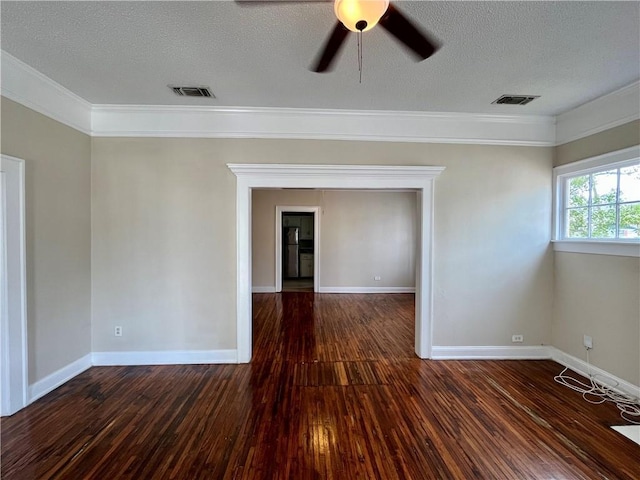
[357,30,363,83]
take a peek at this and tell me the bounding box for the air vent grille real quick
[492,94,540,106]
[169,85,215,98]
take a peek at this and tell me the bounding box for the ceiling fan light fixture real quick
[334,0,389,32]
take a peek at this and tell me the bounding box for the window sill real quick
[552,240,640,257]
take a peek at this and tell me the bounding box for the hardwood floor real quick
[281,278,314,292]
[1,293,638,479]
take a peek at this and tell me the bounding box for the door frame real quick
[229,163,445,364]
[1,155,28,416]
[275,206,320,293]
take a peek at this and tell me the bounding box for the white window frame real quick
[552,145,640,257]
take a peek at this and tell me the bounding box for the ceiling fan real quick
[235,0,440,73]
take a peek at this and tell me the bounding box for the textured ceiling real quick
[1,1,639,116]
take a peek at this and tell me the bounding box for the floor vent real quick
[492,94,540,105]
[169,85,215,98]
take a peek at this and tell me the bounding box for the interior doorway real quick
[275,206,320,293]
[282,211,314,292]
[1,155,28,417]
[229,163,445,364]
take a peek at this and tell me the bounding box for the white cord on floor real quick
[554,349,640,424]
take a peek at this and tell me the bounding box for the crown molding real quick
[5,48,636,147]
[91,104,555,146]
[0,49,555,145]
[556,80,640,145]
[0,51,92,135]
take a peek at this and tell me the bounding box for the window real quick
[565,165,639,239]
[553,146,640,257]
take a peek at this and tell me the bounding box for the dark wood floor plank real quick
[2,293,638,479]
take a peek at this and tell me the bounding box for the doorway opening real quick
[229,163,445,363]
[282,212,314,292]
[275,206,320,293]
[1,155,28,416]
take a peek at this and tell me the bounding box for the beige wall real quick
[554,120,640,167]
[1,98,91,383]
[91,138,238,352]
[553,120,640,386]
[92,138,553,351]
[432,146,553,346]
[553,253,639,384]
[252,189,417,289]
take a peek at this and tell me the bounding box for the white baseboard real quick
[318,286,415,294]
[92,349,238,366]
[28,353,92,403]
[23,346,639,411]
[548,347,640,399]
[431,345,551,360]
[252,286,276,293]
[432,345,640,399]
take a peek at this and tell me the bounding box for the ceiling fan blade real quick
[311,21,350,73]
[378,4,440,61]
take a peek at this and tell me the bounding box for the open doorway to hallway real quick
[282,212,315,292]
[275,204,320,294]
[231,163,444,363]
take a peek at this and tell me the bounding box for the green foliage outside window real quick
[565,165,640,239]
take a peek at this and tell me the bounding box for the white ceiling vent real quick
[492,94,540,105]
[169,85,215,98]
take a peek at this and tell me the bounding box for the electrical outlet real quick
[374,276,381,281]
[512,334,524,343]
[583,335,593,349]
[115,326,123,337]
